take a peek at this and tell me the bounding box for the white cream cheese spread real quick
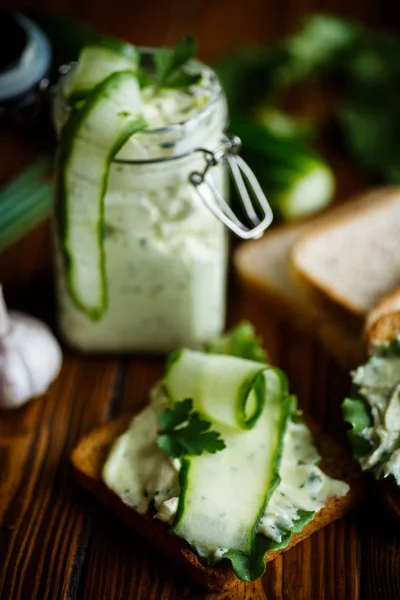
[103,385,349,552]
[344,337,400,483]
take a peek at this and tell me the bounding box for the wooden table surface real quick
[2,2,400,599]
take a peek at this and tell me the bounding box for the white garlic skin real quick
[0,311,62,410]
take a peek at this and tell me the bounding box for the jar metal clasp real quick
[189,134,273,239]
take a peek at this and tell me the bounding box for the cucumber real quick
[163,350,290,556]
[65,36,139,101]
[229,116,335,221]
[56,70,146,320]
[164,350,269,429]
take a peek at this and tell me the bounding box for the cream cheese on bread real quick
[344,336,400,483]
[103,384,349,551]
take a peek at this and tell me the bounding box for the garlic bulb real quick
[0,286,62,409]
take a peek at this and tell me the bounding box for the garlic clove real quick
[0,286,63,410]
[1,341,34,409]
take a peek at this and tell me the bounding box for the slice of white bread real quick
[291,188,400,333]
[72,413,364,592]
[234,219,363,369]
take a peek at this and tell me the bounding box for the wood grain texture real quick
[0,0,399,598]
[0,354,117,600]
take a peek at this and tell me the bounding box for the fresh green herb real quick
[216,14,400,211]
[282,14,359,83]
[154,35,199,88]
[337,29,400,181]
[342,397,372,459]
[136,68,151,89]
[253,107,315,143]
[164,70,201,88]
[216,15,358,116]
[204,321,268,363]
[215,33,336,222]
[157,398,226,458]
[379,336,400,358]
[225,494,315,580]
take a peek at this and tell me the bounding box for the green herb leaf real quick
[225,509,315,581]
[342,397,372,459]
[283,14,359,82]
[155,35,197,88]
[157,398,226,458]
[204,321,268,363]
[376,334,400,358]
[163,71,201,89]
[136,68,151,89]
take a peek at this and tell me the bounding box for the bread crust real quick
[365,287,400,349]
[289,262,365,334]
[234,223,363,369]
[290,188,400,334]
[71,413,364,592]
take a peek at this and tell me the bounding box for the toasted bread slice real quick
[291,188,400,334]
[234,220,363,369]
[365,287,400,349]
[72,413,364,592]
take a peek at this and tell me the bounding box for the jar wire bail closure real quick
[189,134,273,239]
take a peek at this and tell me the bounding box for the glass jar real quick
[52,57,230,352]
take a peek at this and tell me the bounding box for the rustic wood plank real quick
[0,353,118,600]
[359,492,400,600]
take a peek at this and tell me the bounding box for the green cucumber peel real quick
[171,457,190,529]
[163,349,269,431]
[83,35,139,61]
[236,371,266,429]
[66,36,140,101]
[204,321,268,363]
[225,508,315,581]
[162,337,325,582]
[56,70,147,320]
[224,396,316,582]
[170,360,291,564]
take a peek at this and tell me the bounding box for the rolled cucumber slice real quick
[164,350,270,429]
[65,37,139,101]
[163,350,290,557]
[56,70,146,320]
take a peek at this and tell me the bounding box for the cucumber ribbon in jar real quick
[55,37,273,320]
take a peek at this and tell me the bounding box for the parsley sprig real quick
[137,36,201,90]
[157,398,226,458]
[154,35,200,88]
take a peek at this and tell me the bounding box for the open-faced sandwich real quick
[72,323,363,592]
[343,288,400,520]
